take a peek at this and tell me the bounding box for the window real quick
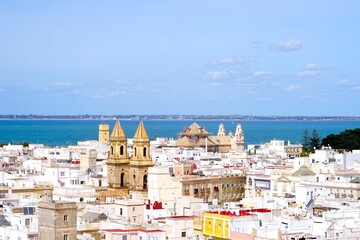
[122,236,127,240]
[25,219,30,226]
[143,147,147,157]
[120,208,123,215]
[60,172,65,176]
[181,232,186,237]
[64,234,68,240]
[64,215,68,222]
[120,146,124,155]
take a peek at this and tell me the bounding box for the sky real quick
[0,1,359,116]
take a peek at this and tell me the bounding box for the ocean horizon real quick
[1,119,360,147]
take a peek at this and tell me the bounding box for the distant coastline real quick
[1,117,360,147]
[1,115,360,121]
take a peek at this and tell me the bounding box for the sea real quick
[1,120,360,147]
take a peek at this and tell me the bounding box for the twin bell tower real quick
[106,120,153,192]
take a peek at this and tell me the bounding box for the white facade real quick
[33,147,70,160]
[147,166,182,209]
[114,198,145,225]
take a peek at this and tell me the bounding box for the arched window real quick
[120,146,124,155]
[111,146,113,155]
[143,147,147,157]
[143,175,148,189]
[134,147,137,157]
[120,173,125,187]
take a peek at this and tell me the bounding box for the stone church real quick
[176,122,244,153]
[107,120,153,192]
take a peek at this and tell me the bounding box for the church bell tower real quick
[217,123,226,136]
[107,120,129,188]
[235,123,245,150]
[129,121,153,191]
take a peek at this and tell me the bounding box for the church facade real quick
[107,120,153,191]
[176,122,244,153]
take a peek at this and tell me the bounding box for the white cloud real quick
[338,80,360,93]
[297,70,317,78]
[284,85,299,92]
[64,89,83,95]
[275,39,302,52]
[52,81,80,87]
[109,90,128,96]
[205,71,229,79]
[253,71,271,77]
[300,94,328,101]
[297,63,319,78]
[210,82,222,87]
[236,81,262,91]
[106,79,133,86]
[305,63,318,70]
[212,57,246,66]
[350,86,360,91]
[337,79,349,85]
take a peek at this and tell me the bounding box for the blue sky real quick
[1,1,359,116]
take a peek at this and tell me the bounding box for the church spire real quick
[110,120,126,140]
[133,120,149,140]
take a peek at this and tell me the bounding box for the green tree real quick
[322,128,360,150]
[302,129,310,151]
[301,129,311,156]
[310,129,321,151]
